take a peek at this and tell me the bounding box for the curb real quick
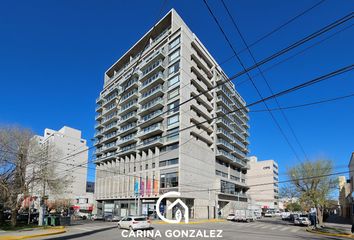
[0,228,66,240]
[306,229,354,239]
[153,219,226,225]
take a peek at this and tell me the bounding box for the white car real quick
[226,213,235,221]
[118,216,151,231]
[294,217,311,226]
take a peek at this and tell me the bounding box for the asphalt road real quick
[38,218,346,240]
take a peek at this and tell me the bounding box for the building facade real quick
[94,9,250,219]
[247,156,279,210]
[338,176,350,218]
[348,152,354,222]
[32,126,88,200]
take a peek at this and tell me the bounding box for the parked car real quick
[118,216,151,231]
[294,217,311,226]
[226,213,235,221]
[234,210,256,222]
[281,212,291,221]
[91,214,103,221]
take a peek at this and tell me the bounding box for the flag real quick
[134,178,139,196]
[146,178,151,195]
[140,178,144,196]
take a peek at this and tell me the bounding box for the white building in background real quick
[247,156,279,210]
[32,126,88,200]
[94,9,250,219]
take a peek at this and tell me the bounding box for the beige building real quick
[94,9,250,219]
[338,176,350,218]
[32,126,88,200]
[247,156,279,210]
[348,152,354,221]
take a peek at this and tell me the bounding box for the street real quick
[38,218,346,240]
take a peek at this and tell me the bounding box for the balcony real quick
[96,96,104,104]
[118,123,137,136]
[94,130,103,137]
[122,78,139,92]
[102,92,118,107]
[95,104,103,112]
[138,123,163,139]
[94,121,103,129]
[139,97,164,115]
[142,48,165,66]
[140,60,166,82]
[217,138,234,153]
[233,148,246,159]
[216,106,233,122]
[216,95,234,112]
[95,152,116,163]
[216,149,246,168]
[103,121,118,133]
[117,133,137,147]
[119,111,138,125]
[95,113,103,121]
[140,72,164,93]
[139,109,163,128]
[119,99,138,116]
[216,128,234,143]
[216,118,233,132]
[139,84,164,104]
[102,142,118,152]
[118,144,137,156]
[120,89,139,105]
[137,136,163,150]
[102,131,118,143]
[102,112,118,125]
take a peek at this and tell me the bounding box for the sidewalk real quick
[0,226,66,240]
[307,215,353,238]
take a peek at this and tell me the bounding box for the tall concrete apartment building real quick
[247,156,279,210]
[32,126,88,200]
[94,9,250,219]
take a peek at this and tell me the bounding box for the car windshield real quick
[134,217,147,221]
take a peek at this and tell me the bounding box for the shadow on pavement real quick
[47,226,117,240]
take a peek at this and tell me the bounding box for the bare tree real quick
[287,159,338,227]
[0,126,71,227]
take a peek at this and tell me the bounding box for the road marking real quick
[280,227,290,231]
[270,226,280,230]
[260,225,269,229]
[72,227,91,231]
[291,228,299,233]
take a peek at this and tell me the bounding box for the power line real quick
[124,11,352,138]
[250,92,354,113]
[203,0,303,162]
[235,23,353,88]
[221,0,310,161]
[219,0,327,64]
[57,64,353,181]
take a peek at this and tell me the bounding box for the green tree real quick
[287,159,337,227]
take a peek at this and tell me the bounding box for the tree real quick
[0,126,71,227]
[286,202,302,212]
[287,160,338,227]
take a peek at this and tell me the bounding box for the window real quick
[167,115,179,126]
[145,164,148,170]
[216,170,228,178]
[160,143,179,152]
[220,180,236,195]
[167,127,179,142]
[263,166,271,170]
[169,36,180,49]
[168,88,179,100]
[168,61,180,75]
[160,172,178,188]
[168,100,179,113]
[159,158,179,167]
[168,75,179,88]
[169,49,180,62]
[152,162,155,168]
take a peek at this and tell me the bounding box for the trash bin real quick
[60,216,71,226]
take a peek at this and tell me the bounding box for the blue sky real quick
[0,0,353,186]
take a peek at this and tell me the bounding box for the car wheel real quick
[117,224,121,229]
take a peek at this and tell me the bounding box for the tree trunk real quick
[0,205,4,225]
[11,208,18,227]
[316,207,323,227]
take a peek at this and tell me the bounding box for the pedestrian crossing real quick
[69,223,117,232]
[229,222,302,233]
